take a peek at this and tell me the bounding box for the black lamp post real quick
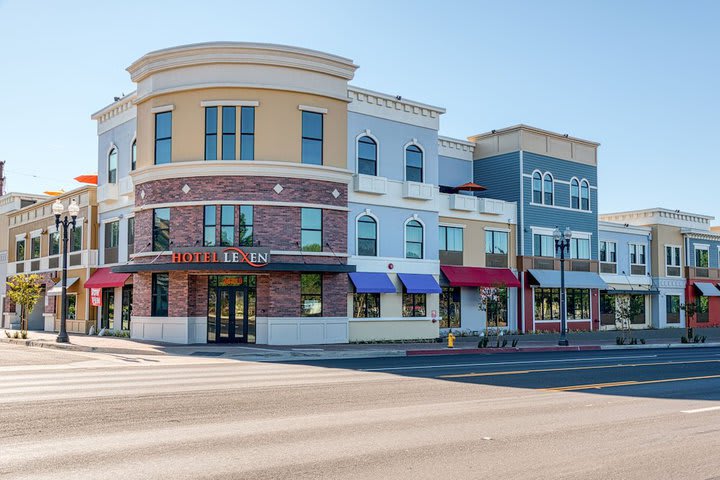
[554,226,572,346]
[52,199,79,343]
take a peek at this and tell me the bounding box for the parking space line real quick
[681,406,720,414]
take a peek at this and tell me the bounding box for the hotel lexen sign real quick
[171,247,270,268]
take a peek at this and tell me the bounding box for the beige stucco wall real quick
[651,224,684,277]
[135,87,348,170]
[439,216,516,268]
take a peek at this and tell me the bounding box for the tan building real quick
[4,186,98,333]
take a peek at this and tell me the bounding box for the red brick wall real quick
[132,273,152,317]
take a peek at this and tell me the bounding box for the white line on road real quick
[359,355,659,372]
[681,406,720,414]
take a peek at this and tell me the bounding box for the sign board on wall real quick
[90,288,102,307]
[171,247,271,268]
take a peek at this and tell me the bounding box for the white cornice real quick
[438,136,475,161]
[599,221,652,236]
[131,160,354,186]
[468,124,600,147]
[347,86,444,130]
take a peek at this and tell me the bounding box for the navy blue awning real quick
[349,272,396,293]
[398,273,442,294]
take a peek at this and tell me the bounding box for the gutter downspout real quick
[519,151,526,333]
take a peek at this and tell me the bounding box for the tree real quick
[478,282,508,345]
[612,295,645,341]
[680,301,697,340]
[6,274,43,333]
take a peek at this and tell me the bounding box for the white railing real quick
[97,183,119,203]
[353,174,387,195]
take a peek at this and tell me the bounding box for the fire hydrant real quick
[447,332,455,349]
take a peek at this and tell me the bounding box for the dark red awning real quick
[440,265,520,288]
[84,267,130,289]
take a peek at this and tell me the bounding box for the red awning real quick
[84,267,131,289]
[440,265,520,288]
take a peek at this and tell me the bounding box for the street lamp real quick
[554,226,572,346]
[52,199,79,343]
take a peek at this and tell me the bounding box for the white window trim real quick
[531,170,543,202]
[569,177,580,209]
[600,240,617,265]
[580,179,591,211]
[200,100,259,107]
[355,130,380,176]
[298,105,328,114]
[355,210,380,257]
[404,214,425,260]
[569,237,591,260]
[484,226,511,233]
[629,243,647,266]
[107,143,118,184]
[15,233,27,241]
[151,104,174,113]
[30,229,42,238]
[403,139,425,183]
[664,244,682,277]
[532,231,556,258]
[542,173,555,206]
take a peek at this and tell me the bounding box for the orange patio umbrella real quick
[74,174,98,185]
[455,182,487,192]
[43,189,64,196]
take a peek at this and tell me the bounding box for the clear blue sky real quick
[1,0,718,220]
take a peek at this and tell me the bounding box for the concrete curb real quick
[407,346,602,356]
[600,342,720,350]
[0,337,166,356]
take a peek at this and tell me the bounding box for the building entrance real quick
[207,276,256,343]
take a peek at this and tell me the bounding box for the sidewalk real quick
[2,328,720,361]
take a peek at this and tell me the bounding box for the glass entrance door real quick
[101,288,114,330]
[207,276,256,343]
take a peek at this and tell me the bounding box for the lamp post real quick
[554,226,572,346]
[52,199,79,343]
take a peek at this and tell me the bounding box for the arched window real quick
[357,136,377,176]
[108,148,118,184]
[357,215,377,256]
[405,220,423,259]
[532,172,542,203]
[570,179,580,209]
[405,145,423,182]
[543,173,553,205]
[131,140,137,171]
[580,180,590,211]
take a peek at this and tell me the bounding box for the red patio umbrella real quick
[455,182,487,192]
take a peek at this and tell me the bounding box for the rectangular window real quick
[240,107,255,160]
[487,287,509,328]
[30,236,40,259]
[665,246,681,277]
[104,221,119,263]
[15,239,25,261]
[600,241,617,273]
[533,234,555,257]
[440,287,461,328]
[697,296,710,323]
[630,244,646,265]
[49,231,60,256]
[151,273,169,317]
[439,226,463,252]
[222,106,236,160]
[666,295,680,324]
[203,206,216,247]
[534,288,560,320]
[566,288,591,320]
[485,230,509,255]
[153,208,170,251]
[402,293,426,317]
[353,293,380,318]
[301,273,322,317]
[301,208,322,252]
[67,294,77,320]
[695,247,709,268]
[154,111,172,165]
[205,106,218,160]
[220,205,235,246]
[127,217,135,255]
[570,238,590,260]
[301,111,323,165]
[70,225,82,252]
[239,206,253,246]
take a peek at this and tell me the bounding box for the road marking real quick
[546,373,720,392]
[681,406,720,414]
[359,355,659,372]
[438,359,720,379]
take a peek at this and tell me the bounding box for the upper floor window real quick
[205,107,218,160]
[301,111,323,165]
[533,234,554,258]
[695,247,709,268]
[570,179,580,209]
[131,140,137,171]
[153,208,170,251]
[486,230,509,268]
[666,245,681,277]
[154,111,172,165]
[239,206,253,246]
[301,208,322,252]
[220,205,235,246]
[30,236,40,260]
[203,206,216,247]
[222,106,236,160]
[15,238,25,261]
[600,241,617,273]
[570,238,590,260]
[405,220,423,259]
[543,173,554,205]
[70,225,83,252]
[240,107,255,160]
[439,226,463,252]
[630,244,646,267]
[104,220,119,263]
[532,172,542,203]
[358,136,377,176]
[108,148,118,184]
[405,145,423,182]
[49,231,60,256]
[580,180,590,210]
[357,215,377,256]
[127,217,135,255]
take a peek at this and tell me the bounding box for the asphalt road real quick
[1,344,720,479]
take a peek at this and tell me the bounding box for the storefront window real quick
[600,293,615,326]
[122,285,133,331]
[301,273,322,316]
[301,208,322,252]
[629,294,646,324]
[152,273,169,317]
[666,295,680,324]
[440,287,460,328]
[402,293,426,317]
[239,206,253,246]
[697,296,709,323]
[567,289,591,320]
[353,293,380,318]
[153,208,170,251]
[66,294,77,320]
[487,287,508,328]
[534,288,560,320]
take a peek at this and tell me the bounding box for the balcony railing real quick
[439,250,463,266]
[104,247,119,264]
[600,262,617,274]
[485,253,508,268]
[353,174,387,195]
[7,250,98,276]
[521,256,599,273]
[686,266,720,280]
[630,264,646,276]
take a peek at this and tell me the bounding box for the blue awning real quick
[528,269,608,289]
[695,282,720,297]
[398,273,442,294]
[349,272,396,293]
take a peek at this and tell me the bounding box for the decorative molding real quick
[136,200,349,212]
[200,100,259,107]
[438,136,475,161]
[347,85,444,130]
[298,105,328,114]
[150,104,174,113]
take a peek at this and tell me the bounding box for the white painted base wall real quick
[43,313,55,332]
[256,317,348,345]
[131,316,207,344]
[349,318,439,342]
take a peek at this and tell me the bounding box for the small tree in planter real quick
[6,274,43,334]
[478,282,508,347]
[612,295,645,344]
[680,302,697,342]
